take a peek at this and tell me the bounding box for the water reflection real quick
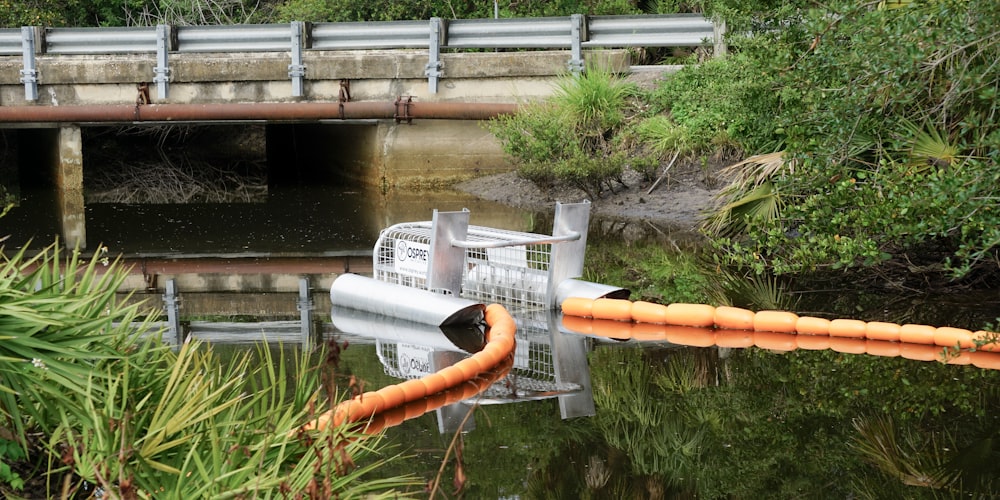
[2,184,537,255]
[321,303,1000,497]
[330,306,598,432]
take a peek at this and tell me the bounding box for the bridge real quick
[0,14,724,249]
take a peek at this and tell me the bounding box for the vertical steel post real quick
[20,27,38,101]
[545,201,591,308]
[548,309,596,418]
[713,19,727,57]
[288,21,306,97]
[569,14,586,75]
[297,277,314,346]
[425,17,444,94]
[427,208,469,296]
[164,279,181,343]
[154,24,171,99]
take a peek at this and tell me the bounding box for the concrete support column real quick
[54,125,86,250]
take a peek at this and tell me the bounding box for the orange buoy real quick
[437,365,467,388]
[589,318,634,340]
[476,343,505,368]
[562,314,595,335]
[631,301,669,324]
[377,385,408,410]
[379,405,407,428]
[591,298,634,322]
[663,326,716,347]
[795,334,831,351]
[664,303,717,327]
[944,350,972,366]
[899,324,936,345]
[829,336,867,354]
[421,373,450,395]
[865,322,901,342]
[630,322,668,342]
[829,319,867,338]
[795,316,831,336]
[403,397,430,420]
[900,343,942,362]
[357,391,386,416]
[561,297,594,318]
[715,329,755,348]
[934,327,974,349]
[753,331,797,351]
[714,306,755,330]
[397,378,428,402]
[424,388,450,411]
[973,330,1000,352]
[865,340,901,358]
[753,310,799,333]
[452,357,483,380]
[970,350,1000,370]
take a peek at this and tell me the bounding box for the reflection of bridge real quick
[0,14,725,250]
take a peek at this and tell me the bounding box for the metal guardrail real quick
[45,27,158,54]
[311,20,431,50]
[4,14,725,101]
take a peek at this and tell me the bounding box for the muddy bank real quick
[454,159,725,232]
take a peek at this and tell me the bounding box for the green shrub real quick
[701,0,1000,284]
[488,66,644,198]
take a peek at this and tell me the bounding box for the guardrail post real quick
[164,279,182,343]
[154,24,171,99]
[20,27,39,101]
[425,17,444,94]
[569,14,586,75]
[288,21,306,97]
[297,277,314,345]
[713,19,727,57]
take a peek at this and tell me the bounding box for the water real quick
[3,182,1000,498]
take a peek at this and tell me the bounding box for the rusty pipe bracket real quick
[338,80,351,119]
[394,96,413,124]
[338,80,351,102]
[136,82,151,105]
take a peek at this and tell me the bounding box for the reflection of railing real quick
[160,277,318,344]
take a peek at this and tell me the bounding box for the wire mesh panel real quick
[373,221,558,309]
[371,318,581,402]
[373,222,434,290]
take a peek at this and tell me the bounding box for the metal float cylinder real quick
[330,273,484,327]
[555,278,630,306]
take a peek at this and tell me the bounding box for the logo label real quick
[394,240,430,277]
[397,343,434,377]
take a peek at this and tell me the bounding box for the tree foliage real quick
[683,0,1000,285]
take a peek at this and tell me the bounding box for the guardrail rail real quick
[1,14,725,100]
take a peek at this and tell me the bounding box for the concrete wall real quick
[0,50,629,106]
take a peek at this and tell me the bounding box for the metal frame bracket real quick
[568,14,586,75]
[20,27,39,101]
[394,95,413,124]
[425,17,445,94]
[288,21,306,97]
[153,24,171,100]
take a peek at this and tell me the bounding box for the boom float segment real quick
[301,303,518,433]
[560,297,999,352]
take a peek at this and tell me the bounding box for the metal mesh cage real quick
[373,314,582,402]
[373,221,433,291]
[373,222,558,310]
